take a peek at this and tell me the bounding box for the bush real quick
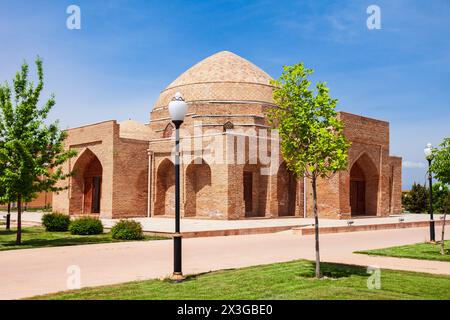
[42,212,71,232]
[69,217,103,235]
[111,220,144,240]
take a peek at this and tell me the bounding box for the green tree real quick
[0,194,14,230]
[0,57,76,244]
[402,183,428,213]
[266,63,350,278]
[433,182,449,213]
[429,138,450,255]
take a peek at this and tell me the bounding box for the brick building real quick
[52,51,402,219]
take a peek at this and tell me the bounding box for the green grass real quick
[0,227,167,251]
[356,241,450,262]
[32,260,450,300]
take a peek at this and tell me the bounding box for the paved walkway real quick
[0,226,449,299]
[103,214,442,232]
[1,211,442,233]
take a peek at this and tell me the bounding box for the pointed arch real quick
[185,158,212,217]
[154,158,175,215]
[162,123,174,138]
[70,148,103,214]
[223,121,234,132]
[349,153,379,216]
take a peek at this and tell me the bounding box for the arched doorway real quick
[349,153,379,216]
[71,149,103,215]
[154,159,175,216]
[185,158,212,217]
[277,162,297,216]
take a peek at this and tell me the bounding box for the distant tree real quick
[0,57,76,244]
[0,195,13,230]
[266,63,350,278]
[429,137,450,255]
[402,183,428,213]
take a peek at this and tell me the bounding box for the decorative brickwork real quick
[51,51,402,219]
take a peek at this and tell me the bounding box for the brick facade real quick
[52,120,149,218]
[51,51,402,219]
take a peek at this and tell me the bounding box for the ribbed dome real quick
[153,51,275,109]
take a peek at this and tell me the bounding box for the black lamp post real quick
[168,92,188,281]
[424,143,435,242]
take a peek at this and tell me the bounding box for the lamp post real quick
[424,142,435,242]
[168,92,188,281]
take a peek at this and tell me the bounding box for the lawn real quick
[33,260,450,300]
[356,241,450,262]
[0,227,167,251]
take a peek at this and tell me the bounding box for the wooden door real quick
[357,181,366,214]
[83,178,93,214]
[92,177,101,213]
[350,181,366,215]
[243,171,253,215]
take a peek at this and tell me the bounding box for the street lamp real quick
[168,92,188,281]
[424,142,435,242]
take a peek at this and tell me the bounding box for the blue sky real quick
[0,0,449,188]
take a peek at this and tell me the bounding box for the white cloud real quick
[402,161,426,169]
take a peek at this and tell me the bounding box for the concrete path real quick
[0,226,449,299]
[102,216,312,232]
[102,214,442,232]
[2,211,442,233]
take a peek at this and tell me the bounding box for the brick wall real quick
[111,137,149,218]
[53,120,150,218]
[52,104,402,220]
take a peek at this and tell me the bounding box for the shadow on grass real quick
[163,260,370,285]
[299,260,369,279]
[0,236,114,249]
[0,228,42,236]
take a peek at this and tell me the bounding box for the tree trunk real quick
[441,195,449,255]
[312,175,321,278]
[16,195,22,245]
[6,202,11,231]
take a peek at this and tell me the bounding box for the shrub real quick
[42,212,71,232]
[111,220,144,240]
[69,217,103,235]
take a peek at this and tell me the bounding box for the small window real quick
[163,123,174,138]
[223,121,234,132]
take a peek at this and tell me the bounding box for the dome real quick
[153,51,275,109]
[119,119,152,140]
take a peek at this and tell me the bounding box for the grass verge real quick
[356,241,450,262]
[32,259,450,300]
[0,227,167,251]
